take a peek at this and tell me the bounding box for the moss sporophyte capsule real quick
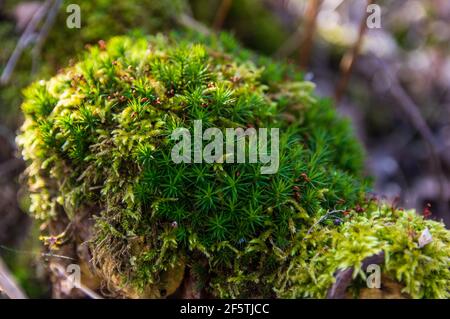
[18,33,450,298]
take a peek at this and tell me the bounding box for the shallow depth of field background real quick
[1,0,450,297]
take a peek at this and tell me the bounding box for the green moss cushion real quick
[17,33,449,298]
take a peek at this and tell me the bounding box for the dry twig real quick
[1,1,50,84]
[31,0,62,74]
[0,0,54,85]
[0,256,27,299]
[299,0,322,70]
[356,54,447,213]
[335,0,373,104]
[213,0,233,31]
[177,13,212,36]
[50,263,102,299]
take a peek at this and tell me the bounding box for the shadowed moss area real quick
[17,33,449,298]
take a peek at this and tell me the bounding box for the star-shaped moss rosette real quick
[17,33,449,298]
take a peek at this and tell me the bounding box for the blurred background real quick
[1,0,449,297]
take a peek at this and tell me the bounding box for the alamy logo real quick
[366,4,381,29]
[66,4,81,29]
[171,120,279,174]
[65,264,81,289]
[366,264,381,289]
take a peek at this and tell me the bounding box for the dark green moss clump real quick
[18,33,449,298]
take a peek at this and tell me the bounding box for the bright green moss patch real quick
[17,33,449,298]
[281,201,450,299]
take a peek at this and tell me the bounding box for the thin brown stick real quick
[356,55,448,215]
[299,0,322,70]
[31,0,63,74]
[335,0,373,104]
[274,26,303,58]
[0,0,53,85]
[0,257,28,299]
[383,73,447,214]
[327,252,385,299]
[177,13,212,35]
[50,263,102,299]
[0,244,77,261]
[213,0,233,31]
